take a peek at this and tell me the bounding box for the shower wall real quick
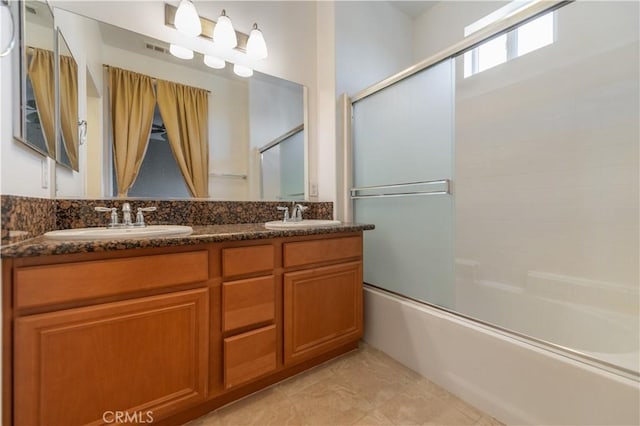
[454,1,639,371]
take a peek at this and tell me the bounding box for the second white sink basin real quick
[44,225,193,241]
[264,219,341,229]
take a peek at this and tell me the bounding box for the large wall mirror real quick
[55,9,307,201]
[13,0,55,159]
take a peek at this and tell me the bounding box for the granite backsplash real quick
[1,195,333,246]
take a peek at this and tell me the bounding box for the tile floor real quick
[187,342,505,426]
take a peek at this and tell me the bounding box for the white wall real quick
[335,1,414,97]
[1,2,53,198]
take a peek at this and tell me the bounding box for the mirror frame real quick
[12,0,56,159]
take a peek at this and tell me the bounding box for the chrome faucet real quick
[95,204,157,227]
[122,203,133,226]
[291,204,308,222]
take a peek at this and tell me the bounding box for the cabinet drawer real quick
[14,251,209,309]
[283,236,361,268]
[222,275,275,332]
[222,245,274,277]
[224,325,276,389]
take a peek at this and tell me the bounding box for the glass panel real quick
[454,1,639,373]
[353,60,454,188]
[355,195,454,307]
[353,59,454,306]
[279,131,304,200]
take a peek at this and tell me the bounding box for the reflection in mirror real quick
[19,0,55,158]
[57,29,78,171]
[56,10,307,201]
[260,124,304,200]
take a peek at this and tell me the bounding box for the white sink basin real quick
[44,225,193,241]
[264,219,341,229]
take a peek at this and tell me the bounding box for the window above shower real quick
[463,8,556,78]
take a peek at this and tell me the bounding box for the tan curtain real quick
[27,48,55,157]
[108,67,156,197]
[156,80,209,198]
[59,55,79,170]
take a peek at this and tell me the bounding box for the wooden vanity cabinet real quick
[7,248,212,426]
[3,232,365,426]
[283,236,364,365]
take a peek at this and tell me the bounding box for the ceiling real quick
[388,1,438,19]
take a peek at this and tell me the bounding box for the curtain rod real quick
[102,64,211,94]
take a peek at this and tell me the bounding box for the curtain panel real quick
[108,67,156,197]
[156,79,209,198]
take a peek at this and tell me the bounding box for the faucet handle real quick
[135,207,157,227]
[95,206,118,227]
[276,206,290,222]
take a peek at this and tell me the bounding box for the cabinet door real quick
[284,262,363,365]
[14,289,209,426]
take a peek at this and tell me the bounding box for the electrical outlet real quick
[41,158,49,189]
[310,182,318,197]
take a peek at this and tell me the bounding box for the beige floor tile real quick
[376,383,449,426]
[186,342,502,426]
[289,378,373,425]
[215,387,304,426]
[474,414,506,426]
[277,362,337,397]
[350,410,394,425]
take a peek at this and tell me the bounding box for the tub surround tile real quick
[1,195,56,245]
[0,223,374,258]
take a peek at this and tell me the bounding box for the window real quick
[463,5,556,78]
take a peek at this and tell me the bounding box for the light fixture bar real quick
[164,3,249,52]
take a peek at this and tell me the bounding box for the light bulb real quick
[233,64,253,78]
[213,10,237,49]
[174,0,202,37]
[246,23,268,60]
[169,44,194,60]
[204,55,225,69]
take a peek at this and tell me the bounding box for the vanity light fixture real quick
[165,3,268,77]
[204,54,225,69]
[169,43,194,59]
[246,23,267,60]
[233,64,253,78]
[212,9,237,49]
[174,0,201,37]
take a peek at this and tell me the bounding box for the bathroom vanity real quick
[1,224,372,425]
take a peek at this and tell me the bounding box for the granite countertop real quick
[0,223,375,258]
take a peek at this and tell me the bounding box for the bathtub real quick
[363,286,640,425]
[454,274,640,374]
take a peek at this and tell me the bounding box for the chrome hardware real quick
[291,204,308,221]
[94,207,119,227]
[135,207,157,227]
[121,203,133,226]
[350,179,451,199]
[276,206,290,222]
[95,204,158,228]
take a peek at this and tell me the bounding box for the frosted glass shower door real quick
[352,60,455,307]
